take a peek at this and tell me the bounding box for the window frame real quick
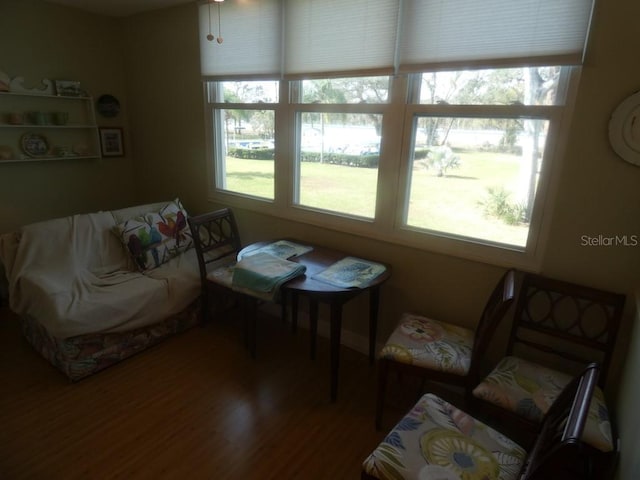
[291,103,390,220]
[204,67,581,270]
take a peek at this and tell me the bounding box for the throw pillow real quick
[113,198,192,272]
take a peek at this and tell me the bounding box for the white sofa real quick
[0,199,202,380]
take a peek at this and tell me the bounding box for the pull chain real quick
[206,1,214,41]
[216,2,223,44]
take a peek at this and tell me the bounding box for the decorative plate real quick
[96,94,121,117]
[21,133,50,157]
[608,90,640,166]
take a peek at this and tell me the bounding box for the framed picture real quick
[55,80,83,97]
[99,127,125,157]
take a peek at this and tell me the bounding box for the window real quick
[294,77,389,219]
[400,68,566,249]
[200,1,594,268]
[208,81,278,200]
[404,115,550,248]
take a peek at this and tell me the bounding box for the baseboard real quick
[259,302,373,356]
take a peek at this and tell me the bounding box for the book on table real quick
[312,256,386,289]
[237,240,313,261]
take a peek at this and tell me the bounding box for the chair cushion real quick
[207,263,235,288]
[379,313,474,375]
[472,356,614,452]
[362,393,526,480]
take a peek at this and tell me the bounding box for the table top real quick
[239,239,392,295]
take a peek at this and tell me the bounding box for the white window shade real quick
[284,0,399,78]
[199,0,282,80]
[398,0,594,72]
[199,0,594,79]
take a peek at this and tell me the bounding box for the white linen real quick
[0,204,200,339]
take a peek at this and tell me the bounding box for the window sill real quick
[207,189,544,271]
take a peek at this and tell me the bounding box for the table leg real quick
[244,296,258,359]
[309,299,319,361]
[290,291,299,333]
[369,286,380,365]
[281,289,288,326]
[330,302,342,402]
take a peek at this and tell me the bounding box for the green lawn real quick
[407,151,530,246]
[223,152,531,247]
[221,157,277,200]
[298,162,377,218]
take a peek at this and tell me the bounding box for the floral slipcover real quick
[363,393,526,480]
[379,313,474,376]
[472,356,613,452]
[21,301,199,382]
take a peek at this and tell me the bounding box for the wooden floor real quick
[0,306,420,480]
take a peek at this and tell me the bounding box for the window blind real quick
[284,0,399,78]
[398,0,595,72]
[199,0,282,80]
[199,0,595,79]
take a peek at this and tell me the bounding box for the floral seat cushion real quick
[206,263,235,288]
[363,393,526,480]
[379,313,475,376]
[472,356,613,452]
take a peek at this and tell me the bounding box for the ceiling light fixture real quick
[206,0,224,44]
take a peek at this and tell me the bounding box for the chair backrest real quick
[520,362,600,479]
[187,208,241,284]
[468,269,516,381]
[506,273,625,386]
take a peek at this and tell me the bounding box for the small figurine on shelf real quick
[9,77,55,95]
[54,146,71,157]
[0,70,9,92]
[7,112,24,125]
[73,143,89,156]
[0,145,15,161]
[53,112,69,125]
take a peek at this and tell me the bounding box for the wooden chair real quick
[375,269,516,430]
[187,208,259,357]
[472,272,625,475]
[362,363,600,480]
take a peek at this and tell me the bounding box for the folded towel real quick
[232,252,306,301]
[238,240,313,261]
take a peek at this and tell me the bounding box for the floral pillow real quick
[113,198,192,272]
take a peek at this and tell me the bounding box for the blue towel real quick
[231,252,306,300]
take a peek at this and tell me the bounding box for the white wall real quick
[0,0,137,232]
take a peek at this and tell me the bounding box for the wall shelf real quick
[0,91,101,163]
[0,155,100,164]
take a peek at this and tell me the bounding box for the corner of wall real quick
[614,287,640,480]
